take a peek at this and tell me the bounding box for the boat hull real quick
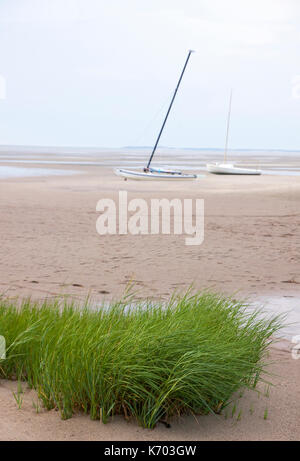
[206,163,261,175]
[114,168,200,181]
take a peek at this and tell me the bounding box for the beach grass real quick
[0,291,282,428]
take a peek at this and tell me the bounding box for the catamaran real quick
[114,50,201,181]
[206,91,262,175]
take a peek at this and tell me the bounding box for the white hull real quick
[114,168,200,181]
[206,163,261,175]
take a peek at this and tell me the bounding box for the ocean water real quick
[0,166,78,179]
[0,146,300,177]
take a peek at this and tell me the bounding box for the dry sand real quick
[0,161,300,301]
[0,153,300,440]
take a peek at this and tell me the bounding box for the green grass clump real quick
[0,291,281,428]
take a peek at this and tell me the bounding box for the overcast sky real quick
[0,0,300,149]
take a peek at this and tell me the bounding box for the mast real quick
[224,89,233,163]
[145,50,194,170]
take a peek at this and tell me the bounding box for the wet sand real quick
[0,149,300,440]
[0,153,299,302]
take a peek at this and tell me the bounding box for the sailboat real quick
[206,91,262,175]
[114,50,200,181]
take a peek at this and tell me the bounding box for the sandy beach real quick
[0,148,300,440]
[1,149,300,301]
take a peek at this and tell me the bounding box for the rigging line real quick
[131,90,175,146]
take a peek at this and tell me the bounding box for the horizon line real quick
[0,144,300,153]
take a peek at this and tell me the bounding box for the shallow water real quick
[91,296,300,341]
[247,296,300,341]
[1,153,300,176]
[0,166,79,179]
